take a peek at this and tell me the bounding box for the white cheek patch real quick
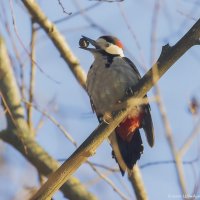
[96,38,124,56]
[106,44,124,57]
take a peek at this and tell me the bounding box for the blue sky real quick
[0,0,200,199]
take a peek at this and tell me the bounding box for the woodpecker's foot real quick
[102,112,112,124]
[125,87,134,97]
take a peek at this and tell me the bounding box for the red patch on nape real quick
[115,39,123,49]
[115,114,143,142]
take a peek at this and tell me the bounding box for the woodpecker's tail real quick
[111,129,143,175]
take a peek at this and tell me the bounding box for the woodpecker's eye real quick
[105,43,110,47]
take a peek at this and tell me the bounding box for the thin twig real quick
[34,96,57,133]
[177,9,197,21]
[117,3,147,71]
[23,100,77,146]
[73,0,108,34]
[150,0,187,195]
[140,157,200,169]
[0,1,26,99]
[0,91,16,126]
[27,20,37,134]
[179,117,200,157]
[51,3,101,27]
[87,162,129,200]
[87,161,119,172]
[57,0,72,15]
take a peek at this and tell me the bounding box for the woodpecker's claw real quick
[102,112,112,124]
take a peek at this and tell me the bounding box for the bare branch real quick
[150,1,187,194]
[140,157,200,169]
[0,36,24,129]
[27,20,37,134]
[73,1,108,35]
[50,3,101,27]
[57,0,72,15]
[179,117,200,157]
[21,0,87,90]
[24,100,77,147]
[117,3,147,70]
[88,161,119,172]
[0,1,26,99]
[177,9,197,21]
[87,162,129,200]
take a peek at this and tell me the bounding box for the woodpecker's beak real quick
[79,35,101,52]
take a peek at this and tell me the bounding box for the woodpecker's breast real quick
[87,56,139,115]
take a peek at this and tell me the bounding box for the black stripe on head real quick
[99,35,123,49]
[99,36,118,45]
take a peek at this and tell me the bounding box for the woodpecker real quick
[80,35,154,175]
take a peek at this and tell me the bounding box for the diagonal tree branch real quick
[30,17,200,200]
[0,36,96,200]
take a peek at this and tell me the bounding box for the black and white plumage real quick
[80,35,154,175]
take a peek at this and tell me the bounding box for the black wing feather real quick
[142,104,154,147]
[122,57,141,79]
[123,57,155,147]
[116,129,144,172]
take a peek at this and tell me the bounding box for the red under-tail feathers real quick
[115,113,144,142]
[114,114,144,175]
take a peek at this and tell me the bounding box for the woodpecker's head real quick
[80,35,124,57]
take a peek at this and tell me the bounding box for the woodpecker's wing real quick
[89,97,104,123]
[123,57,155,147]
[122,57,141,79]
[90,98,95,113]
[142,103,155,147]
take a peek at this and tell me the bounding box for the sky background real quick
[0,0,200,200]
